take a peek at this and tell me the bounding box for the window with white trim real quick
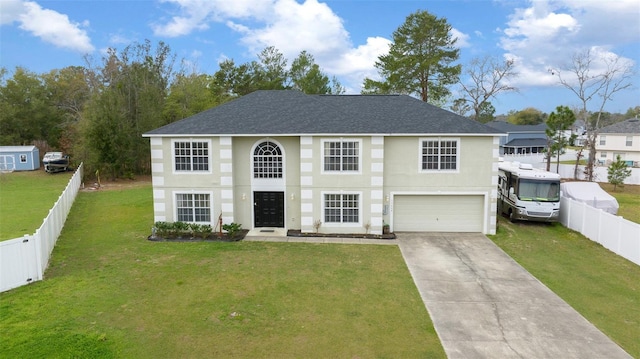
[324,193,359,223]
[323,140,360,172]
[253,141,283,178]
[599,136,606,146]
[174,141,209,171]
[19,154,27,163]
[421,138,458,171]
[626,136,633,147]
[176,193,211,223]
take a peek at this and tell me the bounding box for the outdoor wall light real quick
[242,193,246,200]
[290,193,295,200]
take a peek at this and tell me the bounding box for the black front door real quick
[254,192,285,227]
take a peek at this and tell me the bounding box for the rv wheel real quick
[508,210,517,223]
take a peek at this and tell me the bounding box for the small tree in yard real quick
[545,105,575,172]
[607,155,631,190]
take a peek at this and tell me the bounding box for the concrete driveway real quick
[397,232,632,359]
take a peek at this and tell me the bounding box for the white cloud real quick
[1,0,94,53]
[152,0,273,37]
[451,28,470,48]
[237,0,350,58]
[153,0,388,93]
[0,0,25,25]
[499,0,639,89]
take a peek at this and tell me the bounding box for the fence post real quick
[597,208,603,245]
[616,215,623,255]
[32,232,44,281]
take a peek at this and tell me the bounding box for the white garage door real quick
[393,195,484,232]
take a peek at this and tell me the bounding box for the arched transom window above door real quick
[253,141,283,178]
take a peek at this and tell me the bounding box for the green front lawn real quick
[600,183,640,224]
[0,185,444,358]
[0,170,73,240]
[491,218,640,357]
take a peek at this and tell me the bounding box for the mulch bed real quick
[148,229,249,242]
[287,229,396,240]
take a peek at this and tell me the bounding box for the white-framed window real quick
[175,192,211,223]
[626,136,633,147]
[420,138,459,171]
[173,140,210,172]
[19,154,27,163]
[600,152,607,158]
[253,141,283,178]
[323,192,360,224]
[322,139,361,173]
[599,136,606,146]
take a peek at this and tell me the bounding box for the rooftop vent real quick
[519,163,533,170]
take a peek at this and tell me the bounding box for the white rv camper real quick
[497,161,561,222]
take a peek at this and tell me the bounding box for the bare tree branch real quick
[549,48,635,181]
[457,56,518,121]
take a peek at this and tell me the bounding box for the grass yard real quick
[0,170,73,240]
[491,218,640,357]
[0,185,444,358]
[599,182,640,224]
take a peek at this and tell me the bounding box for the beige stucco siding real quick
[149,136,227,226]
[299,136,383,234]
[231,137,301,230]
[149,134,499,235]
[384,136,499,235]
[384,136,494,189]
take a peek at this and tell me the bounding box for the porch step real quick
[246,228,288,237]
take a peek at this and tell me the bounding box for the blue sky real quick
[1,0,639,116]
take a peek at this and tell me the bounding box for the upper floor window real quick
[253,141,283,178]
[324,193,360,224]
[174,141,209,172]
[176,193,211,223]
[626,136,633,147]
[323,140,360,172]
[421,138,459,171]
[599,136,606,146]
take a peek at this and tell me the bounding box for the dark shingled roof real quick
[144,90,502,136]
[485,121,547,133]
[504,138,548,147]
[599,118,640,134]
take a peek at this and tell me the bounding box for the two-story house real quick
[596,118,640,167]
[143,90,503,236]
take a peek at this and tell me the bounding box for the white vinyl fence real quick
[557,164,640,185]
[560,196,640,266]
[0,163,83,292]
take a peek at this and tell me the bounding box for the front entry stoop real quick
[246,228,288,237]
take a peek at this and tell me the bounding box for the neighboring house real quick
[571,119,587,146]
[596,118,640,167]
[485,121,547,155]
[143,90,503,236]
[0,146,40,171]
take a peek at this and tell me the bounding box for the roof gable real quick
[144,90,502,136]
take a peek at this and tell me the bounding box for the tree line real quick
[0,10,636,181]
[0,41,345,179]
